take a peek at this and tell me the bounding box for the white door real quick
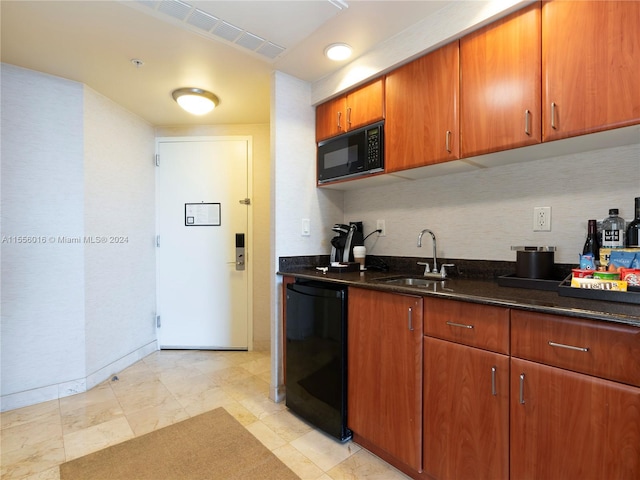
[156,137,250,349]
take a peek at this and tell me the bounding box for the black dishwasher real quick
[285,280,351,442]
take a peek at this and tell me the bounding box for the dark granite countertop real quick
[278,255,640,327]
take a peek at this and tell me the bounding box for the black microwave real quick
[317,122,384,184]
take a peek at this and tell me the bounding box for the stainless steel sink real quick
[375,276,445,287]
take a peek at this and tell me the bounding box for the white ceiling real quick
[1,0,448,127]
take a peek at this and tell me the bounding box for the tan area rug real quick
[59,407,300,480]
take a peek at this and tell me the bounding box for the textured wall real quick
[1,65,86,405]
[270,71,344,402]
[344,144,640,265]
[83,87,156,379]
[1,65,157,411]
[272,73,344,260]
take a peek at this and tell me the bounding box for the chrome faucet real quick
[417,229,454,279]
[417,229,438,274]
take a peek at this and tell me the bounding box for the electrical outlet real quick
[376,219,386,237]
[533,207,551,231]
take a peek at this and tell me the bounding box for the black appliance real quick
[285,280,351,442]
[330,223,356,263]
[317,121,384,184]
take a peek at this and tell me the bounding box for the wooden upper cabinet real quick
[542,0,640,141]
[345,79,384,132]
[315,78,384,142]
[315,96,347,142]
[460,2,541,157]
[385,41,460,172]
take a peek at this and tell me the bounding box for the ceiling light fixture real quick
[171,88,219,115]
[324,43,352,61]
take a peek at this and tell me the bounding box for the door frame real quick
[154,136,254,350]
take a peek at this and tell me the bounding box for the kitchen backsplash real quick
[343,143,639,265]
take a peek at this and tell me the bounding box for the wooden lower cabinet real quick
[342,289,640,480]
[348,287,423,472]
[423,337,509,480]
[510,358,640,479]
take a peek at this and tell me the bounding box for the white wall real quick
[1,65,157,411]
[1,64,86,406]
[344,145,640,264]
[83,87,157,381]
[270,71,344,401]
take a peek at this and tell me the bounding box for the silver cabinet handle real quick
[408,307,413,331]
[519,373,526,405]
[347,107,352,127]
[491,366,497,396]
[551,102,557,130]
[337,111,342,129]
[525,109,531,136]
[446,321,474,329]
[445,130,452,153]
[548,341,589,352]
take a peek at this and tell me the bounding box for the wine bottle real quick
[626,197,640,247]
[582,219,600,259]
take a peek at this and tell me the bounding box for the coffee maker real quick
[330,222,364,263]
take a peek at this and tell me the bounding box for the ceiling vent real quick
[186,9,218,31]
[132,0,286,61]
[211,21,243,43]
[157,0,191,21]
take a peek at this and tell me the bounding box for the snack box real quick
[620,268,640,286]
[593,271,620,280]
[572,268,594,278]
[570,277,628,291]
[599,247,640,267]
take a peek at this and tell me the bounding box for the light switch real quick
[301,218,310,236]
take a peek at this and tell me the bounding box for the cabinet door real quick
[511,358,640,479]
[348,287,423,471]
[542,0,640,141]
[424,337,509,480]
[346,78,384,132]
[385,41,459,172]
[460,2,541,157]
[316,96,347,141]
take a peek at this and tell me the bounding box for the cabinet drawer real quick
[511,310,640,387]
[424,298,509,354]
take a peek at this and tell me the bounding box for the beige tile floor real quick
[1,350,411,480]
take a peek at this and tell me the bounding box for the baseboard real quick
[0,340,158,412]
